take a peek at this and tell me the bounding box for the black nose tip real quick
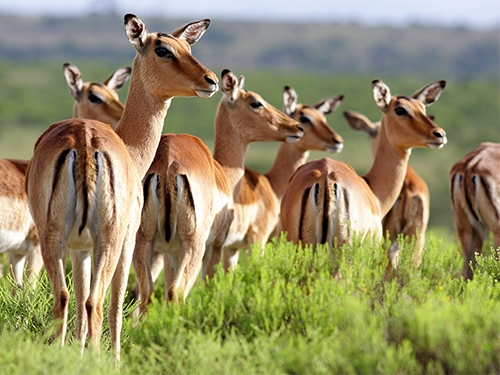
[333,138,342,144]
[433,130,444,138]
[297,126,304,132]
[205,76,217,85]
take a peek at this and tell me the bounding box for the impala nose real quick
[205,76,217,86]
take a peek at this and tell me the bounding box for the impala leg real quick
[164,254,176,302]
[70,249,91,352]
[169,238,204,302]
[25,243,43,287]
[455,215,487,280]
[40,236,70,346]
[109,229,136,362]
[8,252,26,289]
[203,244,219,279]
[132,231,155,316]
[86,236,123,351]
[222,247,240,273]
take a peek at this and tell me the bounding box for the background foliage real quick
[1,235,500,374]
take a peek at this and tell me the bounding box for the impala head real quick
[372,79,447,150]
[218,69,303,143]
[63,62,130,128]
[124,14,218,100]
[283,85,344,153]
[343,109,381,156]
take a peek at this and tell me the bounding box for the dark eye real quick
[88,93,103,103]
[395,107,408,116]
[299,115,311,124]
[155,47,173,58]
[250,101,263,109]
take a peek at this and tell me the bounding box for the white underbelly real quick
[0,229,30,253]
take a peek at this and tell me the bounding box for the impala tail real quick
[450,169,495,230]
[300,177,348,248]
[142,168,197,246]
[52,147,113,241]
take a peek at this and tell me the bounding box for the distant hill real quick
[0,15,498,78]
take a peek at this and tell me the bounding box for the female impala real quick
[0,63,130,288]
[343,109,430,268]
[279,79,446,251]
[63,62,131,127]
[25,14,218,360]
[220,85,344,272]
[133,69,303,312]
[450,142,500,280]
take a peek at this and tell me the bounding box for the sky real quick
[0,0,499,29]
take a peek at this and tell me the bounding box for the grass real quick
[1,233,499,374]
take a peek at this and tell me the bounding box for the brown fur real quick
[25,15,218,361]
[279,80,446,254]
[132,70,303,312]
[343,109,430,268]
[0,64,130,289]
[450,142,500,280]
[221,86,344,271]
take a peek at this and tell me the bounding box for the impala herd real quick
[0,14,497,361]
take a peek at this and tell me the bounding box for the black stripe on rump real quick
[466,176,479,222]
[320,182,329,245]
[299,186,312,242]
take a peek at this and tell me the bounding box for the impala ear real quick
[314,94,344,115]
[283,86,298,116]
[238,75,245,90]
[124,14,148,52]
[103,66,132,91]
[221,69,240,101]
[63,62,83,100]
[171,19,211,45]
[372,79,391,113]
[412,80,446,106]
[343,110,380,138]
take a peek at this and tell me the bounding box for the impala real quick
[450,142,500,280]
[0,63,130,289]
[132,69,303,312]
[278,79,446,253]
[220,85,344,272]
[25,14,218,360]
[63,62,131,128]
[343,109,430,268]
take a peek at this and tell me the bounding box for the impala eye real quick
[299,115,311,124]
[155,47,173,58]
[395,107,408,116]
[250,101,263,109]
[88,93,103,103]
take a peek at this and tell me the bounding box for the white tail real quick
[25,14,218,361]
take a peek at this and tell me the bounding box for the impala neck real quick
[265,143,309,201]
[212,103,249,201]
[363,118,410,218]
[114,58,171,179]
